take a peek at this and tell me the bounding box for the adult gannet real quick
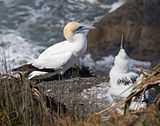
[14,21,95,79]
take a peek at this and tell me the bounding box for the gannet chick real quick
[14,22,95,79]
[108,34,139,97]
[106,35,149,111]
[104,34,140,113]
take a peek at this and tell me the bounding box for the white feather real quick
[28,71,47,80]
[109,48,139,97]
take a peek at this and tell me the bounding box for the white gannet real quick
[107,34,149,111]
[14,21,95,79]
[108,34,139,98]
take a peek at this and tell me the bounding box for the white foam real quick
[0,0,18,7]
[95,55,114,71]
[80,54,114,72]
[108,0,126,13]
[129,58,151,71]
[0,30,43,73]
[79,0,99,4]
[35,0,44,7]
[80,54,95,70]
[17,4,52,32]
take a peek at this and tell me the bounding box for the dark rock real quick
[88,0,160,64]
[37,76,109,117]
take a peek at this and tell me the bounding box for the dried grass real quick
[0,74,52,126]
[125,64,160,113]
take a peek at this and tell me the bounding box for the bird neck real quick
[70,33,87,44]
[70,33,88,56]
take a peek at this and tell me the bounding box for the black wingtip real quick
[12,64,36,72]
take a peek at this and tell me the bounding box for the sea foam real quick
[0,30,43,73]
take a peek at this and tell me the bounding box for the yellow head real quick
[63,21,80,40]
[63,21,95,41]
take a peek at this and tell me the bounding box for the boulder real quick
[88,0,160,64]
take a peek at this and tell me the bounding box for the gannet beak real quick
[75,24,96,34]
[82,24,96,30]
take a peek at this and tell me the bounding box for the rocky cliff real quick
[88,0,160,64]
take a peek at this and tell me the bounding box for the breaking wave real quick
[0,30,43,73]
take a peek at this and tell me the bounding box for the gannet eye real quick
[75,26,84,33]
